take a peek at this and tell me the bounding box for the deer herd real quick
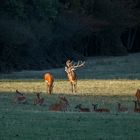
[13,60,140,114]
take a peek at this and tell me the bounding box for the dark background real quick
[0,0,140,73]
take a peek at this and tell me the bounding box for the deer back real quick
[48,102,62,111]
[44,73,54,86]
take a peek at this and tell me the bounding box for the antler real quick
[65,60,85,72]
[66,60,85,68]
[73,60,85,69]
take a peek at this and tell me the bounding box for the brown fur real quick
[135,89,140,102]
[14,90,27,104]
[133,100,140,113]
[66,67,77,93]
[49,96,69,111]
[44,73,54,94]
[34,93,44,105]
[117,103,128,112]
[65,60,85,93]
[75,104,90,112]
[92,104,110,112]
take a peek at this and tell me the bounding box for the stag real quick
[65,60,85,93]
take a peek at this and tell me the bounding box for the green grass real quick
[0,53,140,140]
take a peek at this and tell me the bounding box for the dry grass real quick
[0,79,139,96]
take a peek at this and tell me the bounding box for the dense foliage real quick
[0,0,140,72]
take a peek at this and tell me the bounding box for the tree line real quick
[0,0,140,73]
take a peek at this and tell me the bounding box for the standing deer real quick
[44,73,54,95]
[65,60,85,93]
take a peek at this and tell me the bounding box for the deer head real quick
[65,60,85,72]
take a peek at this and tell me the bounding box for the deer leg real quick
[47,84,50,94]
[45,83,48,93]
[45,81,48,93]
[48,85,51,95]
[74,85,76,93]
[71,83,73,93]
[138,101,140,108]
[50,85,54,94]
[73,82,77,93]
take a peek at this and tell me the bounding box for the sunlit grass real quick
[0,79,140,96]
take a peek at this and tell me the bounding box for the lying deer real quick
[133,100,140,113]
[75,104,90,112]
[58,95,69,111]
[92,104,110,112]
[14,90,27,104]
[33,92,44,106]
[65,60,85,93]
[48,96,69,111]
[44,72,54,95]
[117,103,128,113]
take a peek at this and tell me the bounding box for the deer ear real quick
[66,60,73,67]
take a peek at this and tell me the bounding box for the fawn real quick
[117,103,128,113]
[75,104,90,112]
[92,104,110,112]
[14,90,27,104]
[135,89,140,108]
[48,96,69,111]
[133,100,140,113]
[34,93,44,106]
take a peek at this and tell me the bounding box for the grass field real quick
[0,53,140,140]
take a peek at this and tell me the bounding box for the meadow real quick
[0,53,140,140]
